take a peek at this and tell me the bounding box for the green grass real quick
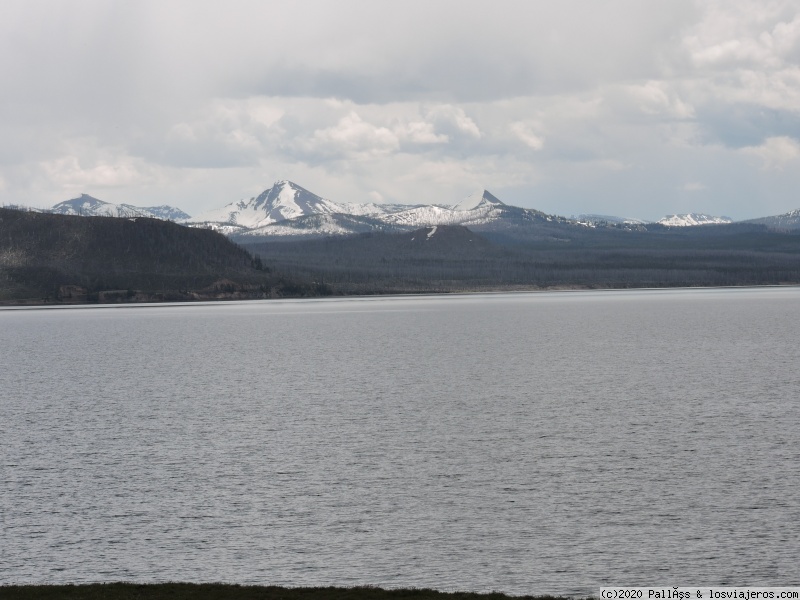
[0,583,581,600]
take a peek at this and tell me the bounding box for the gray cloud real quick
[695,105,800,148]
[1,0,800,221]
[223,0,699,102]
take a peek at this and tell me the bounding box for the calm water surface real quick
[2,288,800,596]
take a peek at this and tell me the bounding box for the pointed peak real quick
[259,180,323,201]
[451,189,505,211]
[272,180,304,191]
[53,194,108,209]
[255,180,314,200]
[73,193,106,204]
[479,189,503,205]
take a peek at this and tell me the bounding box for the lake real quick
[2,287,799,596]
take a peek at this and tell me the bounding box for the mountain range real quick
[45,194,192,220]
[574,213,733,227]
[185,181,800,238]
[188,182,576,241]
[9,182,800,237]
[4,188,800,302]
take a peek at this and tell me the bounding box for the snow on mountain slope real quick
[658,213,733,226]
[244,215,360,237]
[190,181,343,229]
[51,194,146,217]
[574,214,647,225]
[190,180,430,230]
[378,190,509,228]
[236,212,396,238]
[50,194,190,220]
[140,205,191,220]
[380,204,469,227]
[192,182,569,239]
[745,208,800,230]
[189,180,435,231]
[451,189,505,211]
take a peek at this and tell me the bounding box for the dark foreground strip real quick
[0,583,581,600]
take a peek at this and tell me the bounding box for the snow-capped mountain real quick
[139,205,191,220]
[209,183,565,239]
[50,194,190,220]
[450,189,505,211]
[377,189,507,228]
[242,213,392,238]
[51,194,148,218]
[188,180,410,231]
[377,189,563,232]
[15,184,800,239]
[190,181,345,229]
[745,208,800,230]
[658,213,733,227]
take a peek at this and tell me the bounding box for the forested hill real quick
[4,208,800,303]
[0,208,329,304]
[241,223,800,293]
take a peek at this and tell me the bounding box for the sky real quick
[1,0,800,221]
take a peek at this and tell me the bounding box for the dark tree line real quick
[242,224,800,294]
[0,208,328,303]
[4,207,799,303]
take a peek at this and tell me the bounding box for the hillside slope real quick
[50,193,191,220]
[242,223,800,293]
[0,208,327,303]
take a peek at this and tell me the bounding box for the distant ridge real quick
[575,214,647,225]
[50,193,190,220]
[657,213,733,227]
[188,180,419,234]
[744,208,800,230]
[17,182,800,238]
[193,180,568,240]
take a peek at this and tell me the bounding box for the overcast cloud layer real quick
[2,0,800,220]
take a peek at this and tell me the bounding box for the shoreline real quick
[2,282,799,310]
[0,583,586,600]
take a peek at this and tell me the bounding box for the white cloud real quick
[625,81,695,118]
[2,0,800,220]
[741,135,800,169]
[307,112,400,159]
[159,104,265,168]
[510,121,546,150]
[393,121,448,145]
[682,0,800,70]
[732,68,800,112]
[41,153,157,191]
[425,105,482,139]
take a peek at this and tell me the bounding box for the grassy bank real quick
[0,583,579,600]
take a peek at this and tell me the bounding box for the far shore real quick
[0,583,587,600]
[3,282,800,309]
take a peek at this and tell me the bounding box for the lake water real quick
[2,288,800,596]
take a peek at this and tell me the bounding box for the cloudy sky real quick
[2,0,800,220]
